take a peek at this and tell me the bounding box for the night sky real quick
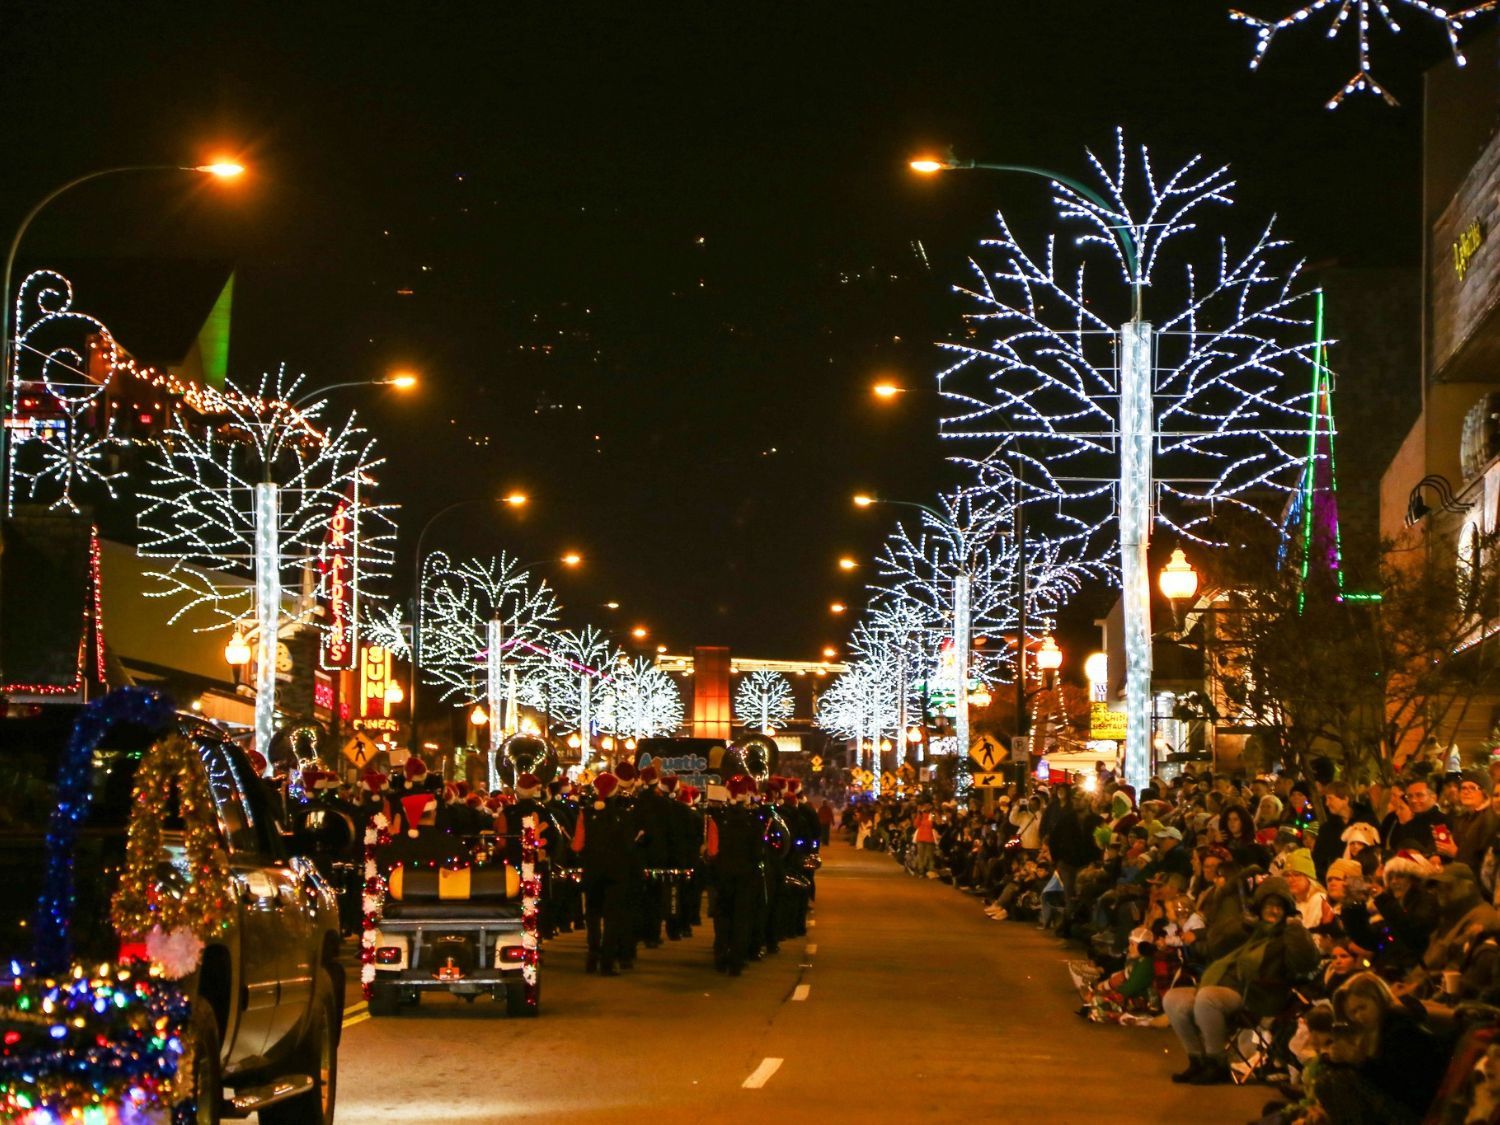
[0,1,1432,662]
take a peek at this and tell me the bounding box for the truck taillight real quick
[118,940,148,965]
[375,946,403,965]
[499,946,525,964]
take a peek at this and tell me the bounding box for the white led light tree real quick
[734,669,795,733]
[419,551,561,778]
[938,132,1319,787]
[1230,0,1496,107]
[597,656,684,739]
[138,369,398,756]
[867,482,1100,763]
[524,626,621,747]
[816,656,897,795]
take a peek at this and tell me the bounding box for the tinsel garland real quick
[35,689,178,975]
[0,960,191,1124]
[111,734,234,967]
[520,816,541,1010]
[360,813,391,999]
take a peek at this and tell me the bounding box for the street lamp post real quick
[911,154,1151,788]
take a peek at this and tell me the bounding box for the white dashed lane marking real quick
[792,984,811,1001]
[742,1057,784,1089]
[805,943,817,955]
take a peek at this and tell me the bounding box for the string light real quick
[733,670,794,733]
[594,656,684,739]
[1230,0,1497,108]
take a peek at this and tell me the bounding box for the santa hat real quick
[246,749,269,777]
[784,778,801,797]
[454,781,470,799]
[615,762,638,784]
[727,775,755,800]
[443,782,460,803]
[1383,849,1435,878]
[404,757,428,782]
[676,786,695,805]
[639,764,660,786]
[360,769,388,793]
[299,765,323,791]
[400,793,435,836]
[465,793,483,808]
[484,795,504,813]
[594,772,621,800]
[516,773,542,799]
[661,774,680,793]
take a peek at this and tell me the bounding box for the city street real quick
[338,846,1265,1123]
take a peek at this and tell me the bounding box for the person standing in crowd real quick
[911,801,938,878]
[706,775,760,976]
[572,772,633,977]
[817,798,835,847]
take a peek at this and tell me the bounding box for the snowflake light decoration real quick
[1231,0,1497,107]
[6,270,127,512]
[418,551,560,706]
[734,669,795,733]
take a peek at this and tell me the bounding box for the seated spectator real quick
[1323,857,1364,911]
[1313,937,1363,1000]
[1162,875,1320,1086]
[1218,805,1271,870]
[1441,768,1500,870]
[1340,850,1440,979]
[1402,862,1500,1003]
[1078,927,1156,1024]
[1383,777,1449,855]
[1340,820,1382,878]
[1284,847,1336,929]
[1311,972,1450,1124]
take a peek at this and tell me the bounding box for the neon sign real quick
[320,497,356,670]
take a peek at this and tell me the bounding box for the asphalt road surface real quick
[335,844,1267,1124]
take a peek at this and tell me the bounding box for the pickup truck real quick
[0,699,345,1123]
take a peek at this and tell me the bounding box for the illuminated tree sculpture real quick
[522,626,620,746]
[138,369,397,755]
[816,659,897,794]
[597,656,685,740]
[734,669,795,733]
[938,132,1320,786]
[1231,0,1496,107]
[419,551,561,771]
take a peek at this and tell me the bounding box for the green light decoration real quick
[197,272,234,390]
[1294,289,1346,613]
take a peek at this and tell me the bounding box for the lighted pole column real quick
[1119,319,1154,791]
[896,653,909,766]
[953,572,972,762]
[579,673,592,759]
[487,616,504,788]
[506,666,519,735]
[253,482,279,762]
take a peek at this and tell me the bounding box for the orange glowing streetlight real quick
[631,626,649,641]
[385,371,419,390]
[822,646,838,659]
[560,551,583,567]
[502,491,529,507]
[830,602,846,614]
[837,557,858,572]
[908,157,949,174]
[872,381,904,399]
[196,160,246,178]
[852,493,876,508]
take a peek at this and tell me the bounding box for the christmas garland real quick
[0,961,193,1124]
[360,812,391,999]
[520,816,541,1010]
[111,734,234,978]
[34,689,178,974]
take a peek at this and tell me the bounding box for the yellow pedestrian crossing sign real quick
[969,734,1005,773]
[342,732,380,768]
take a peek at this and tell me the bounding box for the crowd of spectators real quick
[843,755,1500,1124]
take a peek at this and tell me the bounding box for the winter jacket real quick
[1198,878,1320,1016]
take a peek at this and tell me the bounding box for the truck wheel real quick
[261,973,338,1125]
[506,981,539,1018]
[368,981,399,1017]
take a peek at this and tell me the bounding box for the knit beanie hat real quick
[1284,848,1318,880]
